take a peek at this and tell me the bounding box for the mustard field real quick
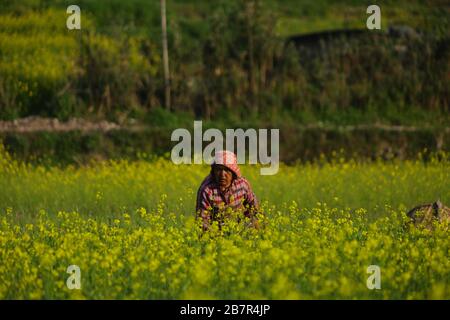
[0,147,449,299]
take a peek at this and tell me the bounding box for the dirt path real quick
[0,116,449,133]
[0,116,123,133]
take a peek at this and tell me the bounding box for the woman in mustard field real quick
[196,150,260,231]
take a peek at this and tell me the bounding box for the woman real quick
[196,150,260,231]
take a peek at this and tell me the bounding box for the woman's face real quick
[213,165,233,190]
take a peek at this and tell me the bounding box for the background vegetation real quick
[0,0,449,127]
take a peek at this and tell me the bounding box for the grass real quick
[1,146,449,223]
[0,147,449,299]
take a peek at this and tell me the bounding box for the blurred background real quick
[0,0,448,164]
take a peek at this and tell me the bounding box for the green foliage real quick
[1,205,449,299]
[77,32,160,120]
[0,1,448,125]
[1,145,449,222]
[0,9,81,119]
[0,148,449,299]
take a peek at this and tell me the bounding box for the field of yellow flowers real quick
[0,146,449,299]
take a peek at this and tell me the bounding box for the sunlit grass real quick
[0,147,449,299]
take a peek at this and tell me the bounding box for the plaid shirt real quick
[196,174,259,230]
